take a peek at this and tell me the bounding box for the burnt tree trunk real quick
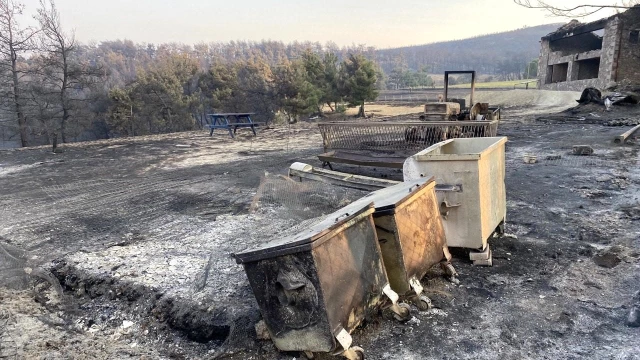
[60,57,69,143]
[326,102,335,112]
[52,132,58,153]
[11,52,28,147]
[357,102,365,118]
[60,107,69,143]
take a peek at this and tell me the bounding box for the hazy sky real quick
[20,0,620,48]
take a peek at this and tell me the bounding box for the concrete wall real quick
[538,16,621,91]
[537,40,551,87]
[615,8,640,85]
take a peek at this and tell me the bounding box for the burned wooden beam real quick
[288,162,400,191]
[614,124,640,144]
[289,162,463,194]
[317,151,406,169]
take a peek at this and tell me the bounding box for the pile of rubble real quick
[576,87,640,109]
[605,118,640,126]
[538,87,640,131]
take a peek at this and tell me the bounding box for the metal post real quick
[470,71,476,106]
[444,71,450,102]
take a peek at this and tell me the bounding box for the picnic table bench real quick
[205,113,262,138]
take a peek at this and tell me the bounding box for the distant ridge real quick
[376,23,563,75]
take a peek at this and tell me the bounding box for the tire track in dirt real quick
[1,152,313,258]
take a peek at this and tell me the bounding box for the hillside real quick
[376,23,563,76]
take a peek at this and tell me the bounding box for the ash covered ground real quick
[1,97,639,359]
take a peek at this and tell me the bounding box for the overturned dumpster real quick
[234,202,408,359]
[403,137,508,264]
[349,178,455,310]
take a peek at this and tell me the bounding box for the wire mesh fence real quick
[0,241,29,289]
[508,153,620,169]
[318,121,500,153]
[377,94,439,102]
[0,240,64,298]
[250,174,368,226]
[0,326,17,360]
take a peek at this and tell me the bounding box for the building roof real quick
[542,5,640,41]
[542,18,610,41]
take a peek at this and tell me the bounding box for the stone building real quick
[538,5,640,91]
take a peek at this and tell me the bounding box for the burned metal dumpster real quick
[234,202,408,359]
[348,178,453,310]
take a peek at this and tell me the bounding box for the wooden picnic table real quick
[205,113,261,138]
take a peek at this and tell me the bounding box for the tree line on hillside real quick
[376,24,560,83]
[107,51,379,138]
[0,0,555,148]
[385,57,539,89]
[0,0,380,147]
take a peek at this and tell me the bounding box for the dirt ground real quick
[1,92,639,359]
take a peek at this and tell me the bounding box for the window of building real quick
[576,58,600,80]
[549,29,604,55]
[550,63,569,83]
[631,30,639,44]
[545,65,554,84]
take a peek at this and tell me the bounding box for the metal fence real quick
[377,95,439,102]
[318,120,500,153]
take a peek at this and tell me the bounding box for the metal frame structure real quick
[444,70,476,108]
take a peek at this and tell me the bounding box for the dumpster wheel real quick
[343,346,365,360]
[416,295,432,311]
[392,302,411,322]
[492,219,506,238]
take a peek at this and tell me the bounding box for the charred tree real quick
[37,0,101,143]
[0,0,39,147]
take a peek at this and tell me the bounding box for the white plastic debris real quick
[121,320,134,329]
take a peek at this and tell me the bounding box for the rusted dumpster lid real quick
[234,202,375,264]
[350,177,435,215]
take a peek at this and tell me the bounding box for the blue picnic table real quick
[205,113,261,138]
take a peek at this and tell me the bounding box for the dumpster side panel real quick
[435,161,483,248]
[312,215,388,335]
[374,215,410,295]
[395,184,447,280]
[478,142,507,243]
[242,252,334,352]
[404,155,482,248]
